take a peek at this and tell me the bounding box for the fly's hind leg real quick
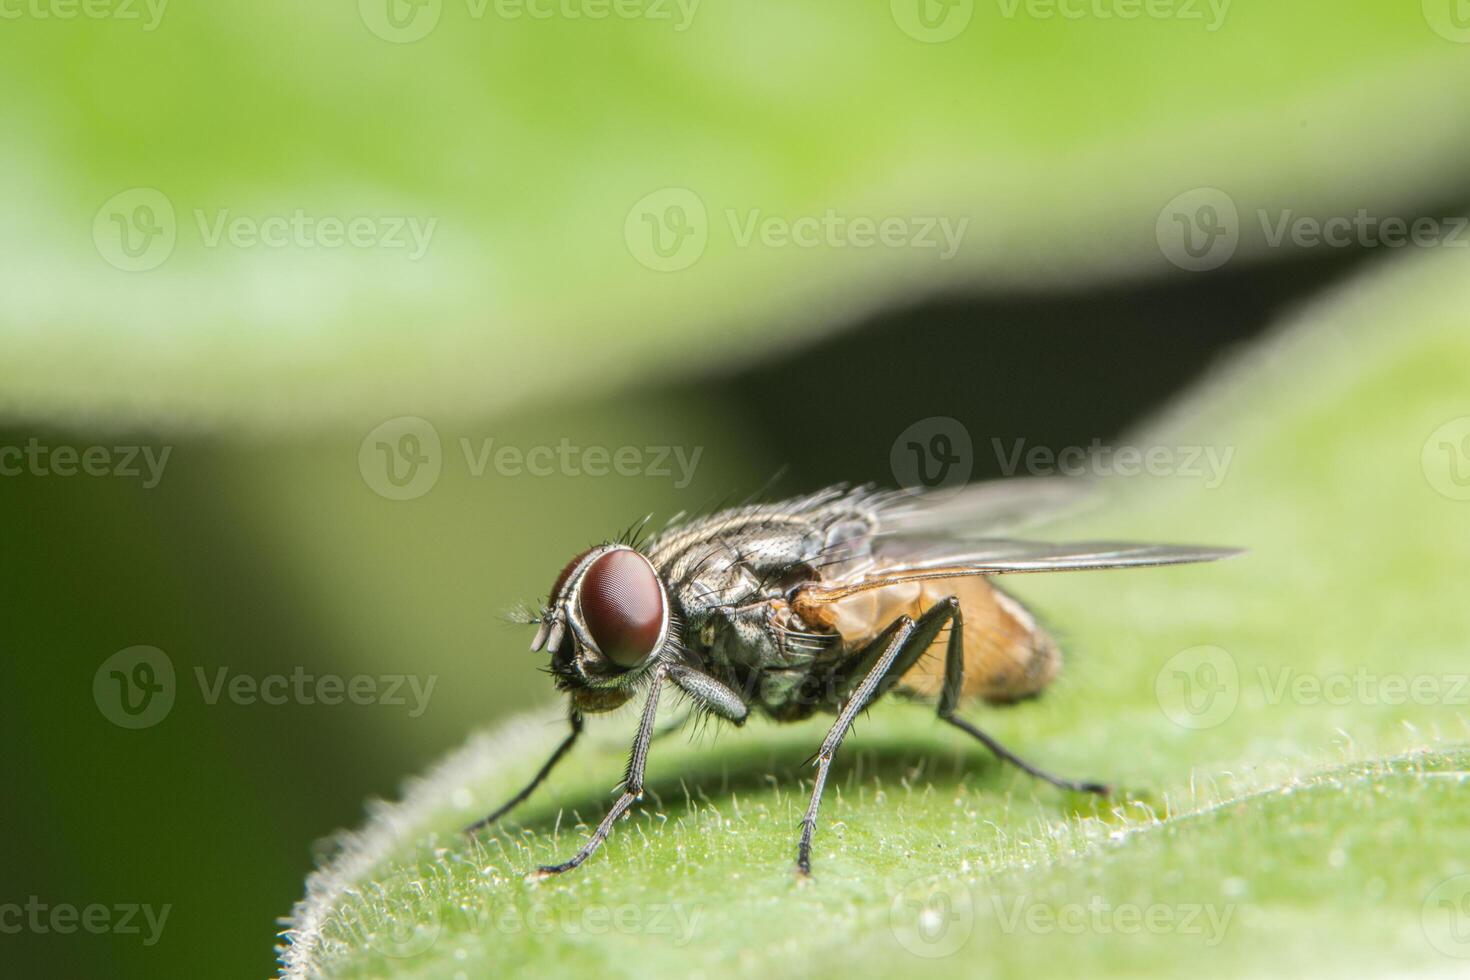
[465,709,584,835]
[933,599,1109,796]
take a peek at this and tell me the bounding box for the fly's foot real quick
[525,863,570,883]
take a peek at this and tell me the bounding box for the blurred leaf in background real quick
[2,2,1470,425]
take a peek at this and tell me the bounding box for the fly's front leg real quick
[648,668,748,744]
[668,664,749,725]
[796,604,952,876]
[465,708,583,835]
[933,598,1109,796]
[533,667,667,877]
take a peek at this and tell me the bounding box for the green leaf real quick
[5,4,1470,426]
[278,246,1470,977]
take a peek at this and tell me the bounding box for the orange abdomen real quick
[798,577,1059,705]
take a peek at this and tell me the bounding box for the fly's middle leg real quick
[796,602,954,876]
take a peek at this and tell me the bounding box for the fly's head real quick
[529,544,673,713]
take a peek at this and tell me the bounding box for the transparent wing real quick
[802,538,1242,602]
[876,478,1100,538]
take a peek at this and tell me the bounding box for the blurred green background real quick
[2,1,1470,977]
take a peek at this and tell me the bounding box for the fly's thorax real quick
[684,602,785,671]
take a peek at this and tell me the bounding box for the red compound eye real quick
[549,548,596,603]
[578,550,666,668]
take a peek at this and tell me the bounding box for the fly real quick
[466,479,1241,877]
